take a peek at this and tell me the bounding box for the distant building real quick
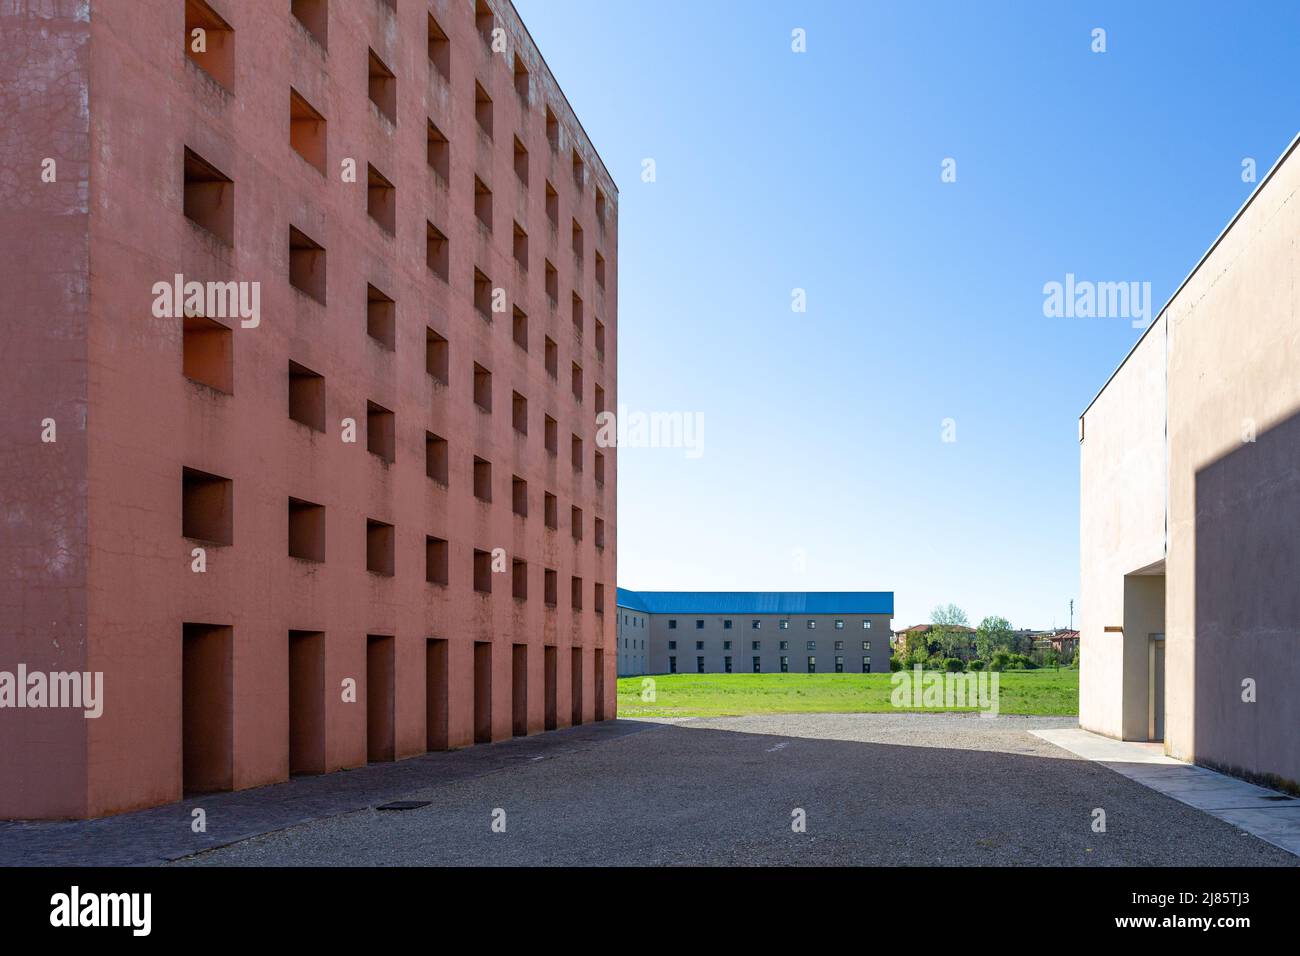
[616,590,894,676]
[616,590,652,676]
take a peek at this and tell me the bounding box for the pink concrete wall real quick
[4,0,616,818]
[0,0,93,819]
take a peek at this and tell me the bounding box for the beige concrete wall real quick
[1163,139,1300,785]
[1079,316,1166,739]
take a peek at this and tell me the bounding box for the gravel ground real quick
[173,713,1297,866]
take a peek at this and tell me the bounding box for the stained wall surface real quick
[2,0,618,818]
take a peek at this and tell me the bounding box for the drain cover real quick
[376,800,430,811]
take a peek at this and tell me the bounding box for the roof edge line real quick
[1080,130,1300,421]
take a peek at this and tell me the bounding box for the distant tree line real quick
[892,605,1076,672]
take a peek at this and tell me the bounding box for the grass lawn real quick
[616,669,1078,718]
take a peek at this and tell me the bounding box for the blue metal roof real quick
[615,589,893,616]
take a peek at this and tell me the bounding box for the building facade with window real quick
[616,589,651,676]
[616,591,894,676]
[1080,134,1300,791]
[0,0,617,819]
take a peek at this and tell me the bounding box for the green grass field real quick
[616,669,1078,718]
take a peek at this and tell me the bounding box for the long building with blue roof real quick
[615,589,894,676]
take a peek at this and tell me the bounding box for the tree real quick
[931,603,969,627]
[974,615,1013,660]
[929,604,971,661]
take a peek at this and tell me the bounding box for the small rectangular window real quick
[182,467,232,545]
[474,268,493,320]
[546,106,560,150]
[513,221,528,270]
[292,0,327,49]
[186,0,235,90]
[807,657,816,673]
[474,176,493,231]
[475,81,493,139]
[571,576,583,611]
[366,519,394,576]
[780,656,789,673]
[512,558,528,600]
[288,360,324,431]
[427,120,450,180]
[366,284,395,350]
[513,307,528,351]
[545,260,558,304]
[183,316,233,394]
[426,432,448,484]
[835,657,844,673]
[427,13,449,81]
[426,536,448,585]
[544,568,558,606]
[544,415,558,455]
[473,362,492,411]
[288,497,325,562]
[514,135,529,185]
[426,328,448,384]
[544,492,558,530]
[668,620,677,630]
[368,49,396,123]
[289,89,326,174]
[474,549,492,593]
[752,657,761,673]
[513,52,529,100]
[366,401,394,463]
[183,147,234,244]
[289,225,326,304]
[570,505,583,541]
[512,476,527,518]
[473,457,492,502]
[546,181,559,226]
[835,620,844,630]
[512,391,528,435]
[426,222,449,281]
[544,337,558,378]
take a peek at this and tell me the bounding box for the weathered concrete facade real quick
[1,0,617,818]
[1080,135,1300,792]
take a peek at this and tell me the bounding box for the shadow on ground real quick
[3,714,1295,867]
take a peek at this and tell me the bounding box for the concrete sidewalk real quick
[1032,728,1300,857]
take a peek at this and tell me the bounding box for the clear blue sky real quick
[516,0,1300,629]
